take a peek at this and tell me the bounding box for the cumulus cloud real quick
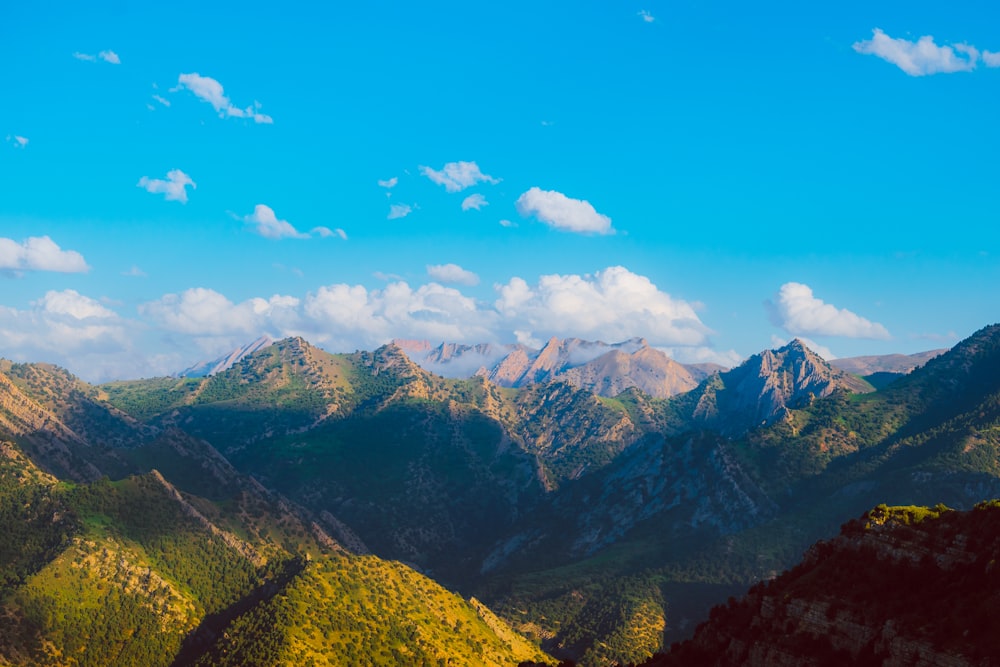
[378,177,398,188]
[853,29,978,76]
[983,51,1000,67]
[427,263,480,286]
[0,236,89,274]
[515,187,614,235]
[243,204,309,239]
[461,194,488,211]
[2,264,732,381]
[41,289,115,319]
[141,282,496,356]
[495,266,709,346]
[638,10,655,23]
[765,282,890,340]
[138,169,196,203]
[176,73,273,123]
[140,288,300,338]
[664,345,743,369]
[301,281,495,349]
[388,203,413,219]
[123,265,147,278]
[0,290,149,382]
[419,161,499,192]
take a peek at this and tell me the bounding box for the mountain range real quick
[1,325,997,665]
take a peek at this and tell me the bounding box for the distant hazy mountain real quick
[178,335,274,377]
[396,336,718,399]
[829,348,946,376]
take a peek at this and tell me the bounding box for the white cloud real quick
[378,177,398,188]
[312,226,348,240]
[515,187,614,235]
[461,193,488,211]
[243,204,309,240]
[123,265,147,278]
[983,51,1000,67]
[177,73,273,123]
[419,161,499,192]
[40,289,115,319]
[0,236,89,274]
[499,219,517,228]
[138,169,196,203]
[853,29,978,76]
[0,290,147,382]
[140,288,301,338]
[664,345,742,369]
[427,263,480,286]
[142,281,495,356]
[638,10,655,23]
[1,264,732,381]
[301,281,495,350]
[73,50,120,64]
[494,266,709,346]
[7,135,28,148]
[765,282,891,340]
[388,203,412,219]
[152,94,171,107]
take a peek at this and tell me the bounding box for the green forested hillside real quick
[0,431,552,666]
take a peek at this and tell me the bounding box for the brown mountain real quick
[396,336,711,399]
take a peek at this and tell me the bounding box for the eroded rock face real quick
[688,339,874,435]
[648,503,1000,667]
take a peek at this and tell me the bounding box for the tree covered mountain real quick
[0,363,552,666]
[643,501,1000,666]
[2,324,999,665]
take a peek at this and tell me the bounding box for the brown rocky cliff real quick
[649,503,1000,666]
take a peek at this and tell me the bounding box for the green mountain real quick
[0,359,553,666]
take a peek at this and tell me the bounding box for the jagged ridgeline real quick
[3,324,1000,666]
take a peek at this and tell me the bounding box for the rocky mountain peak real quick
[689,339,873,434]
[179,335,274,377]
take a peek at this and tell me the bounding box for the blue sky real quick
[2,1,999,381]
